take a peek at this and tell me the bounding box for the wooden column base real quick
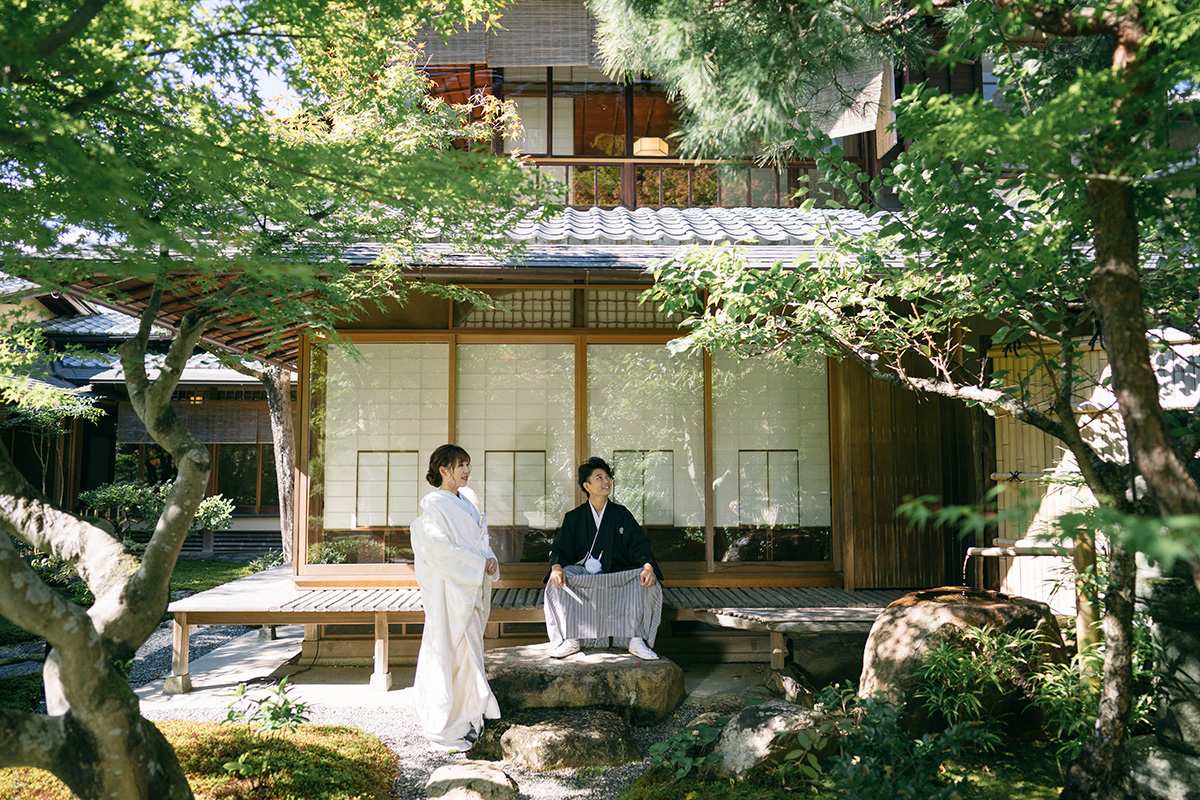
[372,611,392,691]
[164,674,192,694]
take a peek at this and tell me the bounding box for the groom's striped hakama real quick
[543,565,663,648]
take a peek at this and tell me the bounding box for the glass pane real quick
[713,352,831,562]
[573,85,626,156]
[114,443,140,483]
[636,166,661,208]
[309,342,449,566]
[749,168,780,207]
[217,444,259,509]
[455,289,572,328]
[571,165,622,207]
[588,344,704,561]
[456,343,575,563]
[690,166,719,206]
[259,444,279,508]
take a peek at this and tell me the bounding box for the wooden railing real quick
[527,157,860,210]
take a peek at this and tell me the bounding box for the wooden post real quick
[164,613,192,694]
[370,611,392,690]
[1074,527,1100,687]
[770,631,787,670]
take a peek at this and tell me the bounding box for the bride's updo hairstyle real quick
[426,444,471,487]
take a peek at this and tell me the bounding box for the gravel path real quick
[128,620,255,687]
[140,691,695,799]
[127,625,703,799]
[6,624,707,798]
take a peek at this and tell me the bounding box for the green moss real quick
[0,721,397,800]
[0,673,45,712]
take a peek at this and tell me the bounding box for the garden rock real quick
[713,699,826,780]
[425,761,518,800]
[698,691,760,715]
[485,644,685,726]
[763,664,815,706]
[1124,735,1200,800]
[1142,568,1200,756]
[858,587,1067,733]
[468,708,641,771]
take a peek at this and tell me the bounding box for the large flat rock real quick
[469,709,641,771]
[484,644,685,726]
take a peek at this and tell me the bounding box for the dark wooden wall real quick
[832,360,994,590]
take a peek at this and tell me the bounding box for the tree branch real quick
[0,441,133,602]
[0,708,67,771]
[32,0,113,61]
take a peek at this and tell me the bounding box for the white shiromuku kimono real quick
[411,485,500,747]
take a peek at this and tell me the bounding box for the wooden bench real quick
[695,607,887,669]
[166,567,904,692]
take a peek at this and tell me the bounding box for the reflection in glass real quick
[588,344,704,561]
[713,352,832,562]
[217,444,259,509]
[456,343,575,563]
[309,342,449,565]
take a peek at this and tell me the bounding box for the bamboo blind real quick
[414,0,601,67]
[117,401,272,444]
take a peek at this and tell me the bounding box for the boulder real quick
[858,587,1066,733]
[762,664,815,706]
[425,761,518,800]
[485,645,685,726]
[1143,569,1200,757]
[713,700,826,780]
[695,690,768,716]
[1124,735,1200,800]
[468,709,641,771]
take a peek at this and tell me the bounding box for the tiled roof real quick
[85,352,292,385]
[40,311,171,339]
[497,207,882,245]
[0,272,37,297]
[345,242,821,272]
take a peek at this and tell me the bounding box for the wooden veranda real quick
[166,567,907,693]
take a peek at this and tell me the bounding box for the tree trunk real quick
[261,366,295,562]
[0,292,218,799]
[1062,542,1136,800]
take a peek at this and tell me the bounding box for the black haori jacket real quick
[544,501,664,583]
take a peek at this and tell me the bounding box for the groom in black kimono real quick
[544,456,664,660]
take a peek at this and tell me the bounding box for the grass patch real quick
[0,618,36,648]
[619,745,1064,800]
[0,673,44,713]
[0,720,397,800]
[168,559,256,596]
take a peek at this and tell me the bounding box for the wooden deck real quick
[166,566,907,693]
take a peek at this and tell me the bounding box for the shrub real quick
[912,622,1156,764]
[78,481,234,537]
[769,684,998,800]
[647,717,727,779]
[246,550,286,572]
[912,625,1045,733]
[822,693,996,800]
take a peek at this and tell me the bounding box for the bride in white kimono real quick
[411,445,500,750]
